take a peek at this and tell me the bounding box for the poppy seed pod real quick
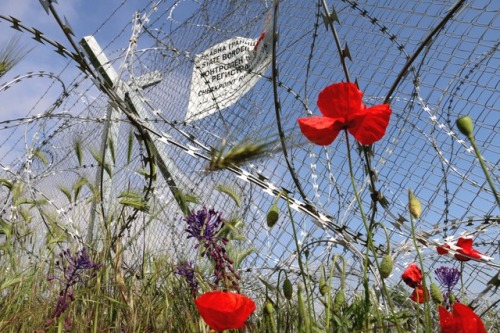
[266,203,279,228]
[283,278,293,300]
[332,290,345,314]
[379,255,393,279]
[408,189,422,219]
[319,277,330,296]
[456,115,474,138]
[264,301,274,315]
[430,283,443,305]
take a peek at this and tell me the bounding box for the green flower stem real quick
[344,131,403,333]
[344,132,376,329]
[92,274,101,333]
[284,194,315,327]
[323,257,338,332]
[468,135,500,207]
[408,202,431,333]
[57,318,63,333]
[373,222,403,333]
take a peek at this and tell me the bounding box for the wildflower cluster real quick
[184,207,240,291]
[180,207,255,332]
[435,266,460,306]
[175,261,198,296]
[46,247,101,328]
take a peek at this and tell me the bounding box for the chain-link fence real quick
[1,0,498,313]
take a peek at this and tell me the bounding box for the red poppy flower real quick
[401,263,422,288]
[439,303,486,333]
[437,243,451,255]
[436,237,484,262]
[297,82,391,146]
[454,237,483,261]
[410,285,429,303]
[195,291,256,332]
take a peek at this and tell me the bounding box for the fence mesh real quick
[0,0,498,312]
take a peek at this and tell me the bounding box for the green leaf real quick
[0,178,13,190]
[127,131,134,165]
[11,182,24,202]
[108,137,116,164]
[73,177,89,202]
[0,218,11,237]
[0,276,23,291]
[58,185,72,203]
[233,248,254,270]
[90,149,112,177]
[74,140,83,166]
[215,184,242,207]
[19,208,32,224]
[118,191,149,212]
[32,149,48,166]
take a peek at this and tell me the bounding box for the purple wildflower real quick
[435,266,461,305]
[184,207,240,291]
[175,261,199,296]
[46,247,101,328]
[435,266,461,291]
[185,207,225,246]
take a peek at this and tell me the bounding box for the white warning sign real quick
[185,15,272,122]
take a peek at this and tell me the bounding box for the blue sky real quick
[0,1,150,82]
[0,1,150,163]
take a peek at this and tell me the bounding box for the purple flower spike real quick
[175,261,199,296]
[435,266,461,305]
[183,207,239,291]
[435,266,461,291]
[185,207,225,244]
[46,246,101,328]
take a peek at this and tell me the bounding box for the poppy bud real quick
[333,289,345,313]
[266,203,279,228]
[456,115,474,138]
[379,255,393,279]
[297,284,308,329]
[283,278,293,300]
[449,293,456,304]
[408,189,422,219]
[319,277,330,296]
[264,300,274,315]
[430,283,443,305]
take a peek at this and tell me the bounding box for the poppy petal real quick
[348,104,392,145]
[317,82,363,118]
[453,303,487,333]
[410,285,429,303]
[298,116,343,146]
[455,237,482,261]
[437,244,450,255]
[456,237,473,250]
[401,263,422,288]
[195,291,255,332]
[439,306,458,333]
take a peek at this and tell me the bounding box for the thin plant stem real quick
[344,131,404,333]
[92,274,100,333]
[323,257,338,332]
[344,130,373,331]
[468,135,500,207]
[374,222,404,333]
[408,202,432,333]
[57,318,63,333]
[284,193,315,328]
